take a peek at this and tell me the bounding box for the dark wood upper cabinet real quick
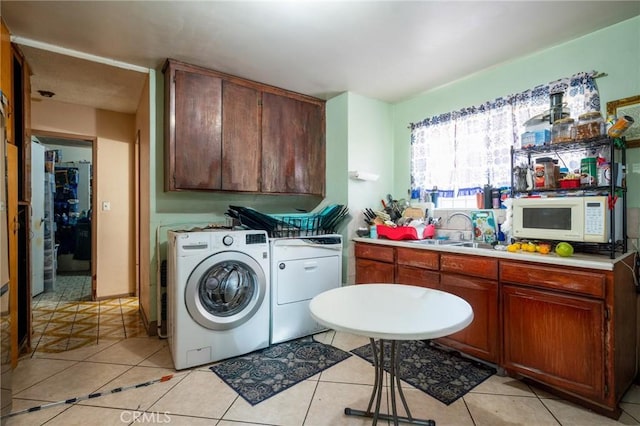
[170,68,222,190]
[261,92,325,195]
[221,81,260,192]
[163,59,325,195]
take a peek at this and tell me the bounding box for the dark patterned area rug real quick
[210,336,351,405]
[351,340,496,405]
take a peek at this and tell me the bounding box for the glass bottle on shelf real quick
[551,117,575,143]
[576,112,604,141]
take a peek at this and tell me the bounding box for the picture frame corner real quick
[606,94,640,148]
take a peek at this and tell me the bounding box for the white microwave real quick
[512,196,622,243]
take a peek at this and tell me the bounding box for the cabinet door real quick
[396,266,439,289]
[355,258,394,284]
[502,284,605,400]
[169,68,222,190]
[396,247,439,289]
[221,81,260,191]
[438,273,498,363]
[261,92,325,195]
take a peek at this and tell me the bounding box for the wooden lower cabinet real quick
[500,258,637,418]
[502,284,604,400]
[438,253,499,363]
[396,247,439,289]
[355,258,394,284]
[353,241,637,418]
[438,272,498,363]
[354,243,394,284]
[396,266,439,288]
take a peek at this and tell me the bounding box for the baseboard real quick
[147,320,158,336]
[140,307,156,337]
[94,292,135,301]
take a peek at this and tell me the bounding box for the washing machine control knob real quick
[222,235,234,246]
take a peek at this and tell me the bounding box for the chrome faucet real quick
[446,212,473,240]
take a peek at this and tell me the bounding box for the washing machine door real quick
[185,251,267,331]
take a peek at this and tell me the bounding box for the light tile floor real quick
[30,273,146,353]
[6,324,640,425]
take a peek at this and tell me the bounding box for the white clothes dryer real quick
[270,235,342,344]
[167,229,270,370]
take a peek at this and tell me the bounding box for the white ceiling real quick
[2,1,640,114]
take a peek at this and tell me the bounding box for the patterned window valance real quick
[410,71,601,196]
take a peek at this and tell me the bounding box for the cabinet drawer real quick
[396,247,439,270]
[500,262,605,298]
[355,243,394,263]
[440,254,498,280]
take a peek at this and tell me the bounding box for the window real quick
[410,72,601,207]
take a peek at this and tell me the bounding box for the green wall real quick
[147,75,351,324]
[391,16,640,208]
[145,16,640,323]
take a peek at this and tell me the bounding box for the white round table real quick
[309,284,474,426]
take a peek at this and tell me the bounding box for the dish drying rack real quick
[226,204,349,238]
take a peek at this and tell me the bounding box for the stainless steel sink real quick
[456,242,496,250]
[410,239,465,246]
[410,239,498,250]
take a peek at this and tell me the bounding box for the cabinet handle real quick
[304,261,318,271]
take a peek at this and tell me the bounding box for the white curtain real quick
[410,72,601,197]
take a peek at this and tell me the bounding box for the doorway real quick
[27,130,145,354]
[31,132,96,302]
[30,131,101,352]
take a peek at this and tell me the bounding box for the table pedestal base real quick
[344,408,434,426]
[344,339,435,426]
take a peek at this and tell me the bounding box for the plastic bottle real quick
[483,185,492,209]
[491,188,500,209]
[497,224,506,243]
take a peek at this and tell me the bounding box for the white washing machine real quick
[270,235,343,344]
[167,229,270,370]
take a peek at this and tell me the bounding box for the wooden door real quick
[502,284,605,400]
[396,266,439,289]
[168,67,222,190]
[221,81,260,191]
[355,258,394,284]
[438,273,499,362]
[30,142,45,296]
[1,20,12,146]
[261,92,325,195]
[395,247,440,288]
[6,143,18,367]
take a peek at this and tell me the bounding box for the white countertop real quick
[309,284,474,341]
[353,237,632,271]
